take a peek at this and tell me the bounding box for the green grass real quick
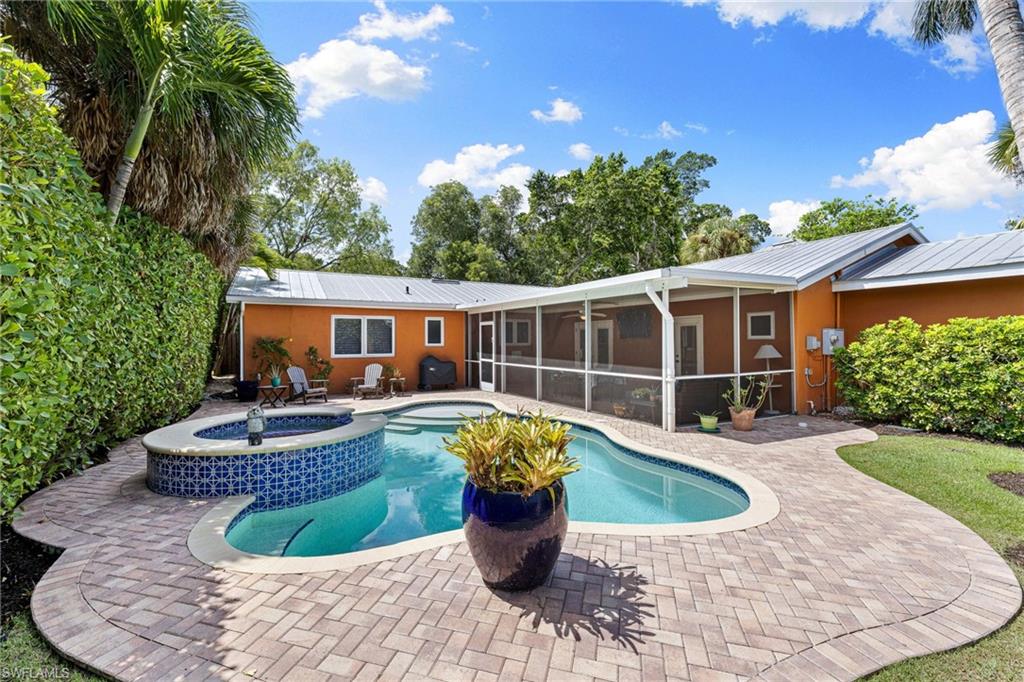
[839,435,1024,681]
[0,613,102,681]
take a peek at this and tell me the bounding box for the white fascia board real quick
[458,269,682,312]
[832,262,1024,291]
[223,295,460,310]
[794,223,927,291]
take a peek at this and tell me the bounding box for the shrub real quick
[836,316,1024,443]
[0,42,223,518]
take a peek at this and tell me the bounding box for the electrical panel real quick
[805,335,820,352]
[822,328,845,355]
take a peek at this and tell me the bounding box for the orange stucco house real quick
[227,224,1024,431]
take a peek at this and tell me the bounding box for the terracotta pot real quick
[728,407,756,431]
[462,480,568,591]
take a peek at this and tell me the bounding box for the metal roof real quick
[227,267,548,309]
[683,222,926,288]
[834,230,1024,290]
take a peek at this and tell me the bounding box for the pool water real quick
[226,410,749,557]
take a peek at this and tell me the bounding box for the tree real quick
[791,197,918,241]
[989,121,1024,183]
[1006,215,1024,230]
[407,182,482,277]
[914,0,1024,168]
[679,216,756,264]
[2,0,297,269]
[435,241,506,282]
[250,142,400,273]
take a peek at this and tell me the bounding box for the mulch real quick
[0,524,61,633]
[989,472,1024,497]
[1006,543,1024,568]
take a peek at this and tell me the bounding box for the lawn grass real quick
[0,613,102,681]
[839,435,1024,681]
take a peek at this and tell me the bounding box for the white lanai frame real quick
[460,267,797,431]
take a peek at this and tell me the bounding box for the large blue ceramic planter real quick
[462,480,568,591]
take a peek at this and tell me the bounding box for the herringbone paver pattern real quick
[14,391,1020,681]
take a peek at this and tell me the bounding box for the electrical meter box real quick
[805,335,820,352]
[822,328,845,355]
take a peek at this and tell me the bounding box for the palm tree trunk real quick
[977,0,1024,165]
[106,102,154,221]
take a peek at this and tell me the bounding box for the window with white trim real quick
[331,315,395,357]
[746,311,775,340]
[425,317,444,346]
[504,319,531,346]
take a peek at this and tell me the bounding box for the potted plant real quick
[722,374,771,431]
[631,387,656,401]
[267,363,283,387]
[444,411,580,591]
[253,336,291,381]
[694,411,719,431]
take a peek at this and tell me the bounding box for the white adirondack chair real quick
[286,366,329,404]
[350,363,385,399]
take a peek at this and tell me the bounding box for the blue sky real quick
[248,1,1023,261]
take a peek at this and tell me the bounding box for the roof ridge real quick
[239,266,547,289]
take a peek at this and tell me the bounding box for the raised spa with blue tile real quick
[143,406,387,511]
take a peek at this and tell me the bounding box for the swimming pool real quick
[225,403,750,558]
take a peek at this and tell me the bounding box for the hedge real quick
[836,316,1024,443]
[0,42,224,518]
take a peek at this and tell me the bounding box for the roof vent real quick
[430,278,460,285]
[405,285,410,295]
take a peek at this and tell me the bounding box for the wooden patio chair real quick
[286,366,329,404]
[350,363,385,399]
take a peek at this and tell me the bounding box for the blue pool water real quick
[226,406,749,557]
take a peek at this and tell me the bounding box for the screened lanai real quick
[460,269,796,431]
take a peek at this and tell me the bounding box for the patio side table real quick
[388,377,408,397]
[258,385,288,408]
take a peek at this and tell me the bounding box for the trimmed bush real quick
[0,43,223,518]
[837,316,1024,443]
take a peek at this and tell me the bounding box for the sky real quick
[247,0,1024,262]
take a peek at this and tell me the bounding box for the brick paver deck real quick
[14,391,1021,681]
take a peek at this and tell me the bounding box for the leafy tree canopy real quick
[679,215,757,265]
[249,141,401,275]
[791,196,918,241]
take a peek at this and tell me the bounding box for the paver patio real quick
[13,390,1021,681]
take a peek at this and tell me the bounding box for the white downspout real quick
[733,288,741,403]
[584,298,592,412]
[238,301,245,381]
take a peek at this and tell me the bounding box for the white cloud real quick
[452,40,479,52]
[568,142,594,161]
[287,40,428,117]
[655,121,682,139]
[831,110,1018,211]
[418,143,533,192]
[685,122,710,134]
[530,98,583,124]
[348,0,453,42]
[683,0,987,74]
[359,177,388,205]
[767,199,821,235]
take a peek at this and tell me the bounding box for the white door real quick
[479,320,495,391]
[674,315,704,376]
[574,320,614,369]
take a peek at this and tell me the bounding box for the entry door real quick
[674,315,704,375]
[479,320,495,391]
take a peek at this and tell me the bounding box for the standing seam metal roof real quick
[227,268,548,307]
[838,230,1024,281]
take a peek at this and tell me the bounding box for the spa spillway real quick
[143,406,387,511]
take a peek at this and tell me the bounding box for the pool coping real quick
[142,405,386,456]
[187,396,780,574]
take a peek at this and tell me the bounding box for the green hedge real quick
[836,316,1024,443]
[0,43,223,518]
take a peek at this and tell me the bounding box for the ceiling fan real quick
[560,303,615,320]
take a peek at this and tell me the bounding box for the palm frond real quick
[912,0,977,45]
[988,121,1023,182]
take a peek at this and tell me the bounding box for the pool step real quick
[388,415,474,429]
[385,423,421,435]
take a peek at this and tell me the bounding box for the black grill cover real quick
[419,355,457,390]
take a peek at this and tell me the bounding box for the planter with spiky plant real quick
[444,411,580,591]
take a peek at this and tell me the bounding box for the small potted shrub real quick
[631,387,656,402]
[694,411,719,432]
[253,336,291,382]
[444,411,580,591]
[267,363,283,387]
[722,375,771,431]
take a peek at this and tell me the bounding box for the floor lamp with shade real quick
[754,344,783,414]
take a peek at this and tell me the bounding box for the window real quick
[504,319,531,346]
[425,317,444,346]
[747,311,775,340]
[331,315,394,357]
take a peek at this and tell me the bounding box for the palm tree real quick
[1,0,297,268]
[914,0,1024,167]
[679,217,755,265]
[988,120,1024,182]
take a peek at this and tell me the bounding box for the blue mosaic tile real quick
[194,414,353,440]
[146,429,385,512]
